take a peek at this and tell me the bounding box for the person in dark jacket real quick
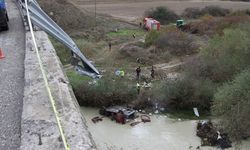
[108,41,111,51]
[136,66,141,80]
[151,66,155,79]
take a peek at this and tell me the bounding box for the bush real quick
[163,76,215,111]
[230,9,250,16]
[182,6,230,19]
[187,15,250,36]
[182,7,203,19]
[200,23,250,82]
[145,30,161,47]
[155,30,198,56]
[74,77,137,107]
[201,6,230,17]
[144,6,179,25]
[212,69,250,140]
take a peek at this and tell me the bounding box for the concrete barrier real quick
[21,31,96,150]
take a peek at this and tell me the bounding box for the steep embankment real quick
[37,0,95,31]
[37,0,135,39]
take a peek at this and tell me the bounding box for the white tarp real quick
[193,107,200,117]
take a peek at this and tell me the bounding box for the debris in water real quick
[154,110,159,114]
[141,115,151,123]
[130,121,141,126]
[160,107,165,112]
[91,116,103,124]
[196,121,232,148]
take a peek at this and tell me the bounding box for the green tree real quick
[145,30,161,47]
[212,69,250,140]
[163,76,215,111]
[201,24,250,82]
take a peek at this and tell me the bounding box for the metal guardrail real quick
[19,0,100,78]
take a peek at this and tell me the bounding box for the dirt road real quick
[0,0,25,149]
[73,0,250,21]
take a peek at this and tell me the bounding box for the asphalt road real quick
[0,0,25,149]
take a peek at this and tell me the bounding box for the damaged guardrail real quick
[20,0,100,78]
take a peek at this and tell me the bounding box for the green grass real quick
[49,36,72,65]
[107,29,144,38]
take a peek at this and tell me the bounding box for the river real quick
[81,107,250,150]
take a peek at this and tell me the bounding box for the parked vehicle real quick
[143,17,160,31]
[0,0,9,31]
[176,19,198,34]
[176,19,185,28]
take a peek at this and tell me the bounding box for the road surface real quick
[0,0,25,149]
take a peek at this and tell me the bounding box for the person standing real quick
[136,82,141,95]
[108,41,112,51]
[120,70,125,78]
[151,66,155,79]
[136,66,141,80]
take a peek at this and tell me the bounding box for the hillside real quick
[37,0,135,38]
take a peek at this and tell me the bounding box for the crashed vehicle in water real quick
[99,106,136,124]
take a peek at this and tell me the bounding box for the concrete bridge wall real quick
[21,31,96,150]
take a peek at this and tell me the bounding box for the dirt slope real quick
[37,0,95,31]
[37,0,135,39]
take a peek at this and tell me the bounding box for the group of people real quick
[136,66,155,80]
[136,66,155,94]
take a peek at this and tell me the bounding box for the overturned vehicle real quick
[99,106,136,124]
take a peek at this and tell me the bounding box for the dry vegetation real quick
[186,15,250,36]
[37,0,94,31]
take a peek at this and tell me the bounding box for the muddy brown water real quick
[81,107,250,150]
